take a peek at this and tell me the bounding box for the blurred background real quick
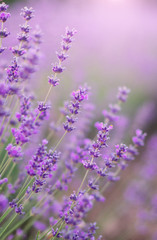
[3,0,157,239]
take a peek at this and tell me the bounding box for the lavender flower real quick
[117,86,130,102]
[0,2,150,240]
[0,11,10,22]
[6,144,23,158]
[0,2,10,53]
[48,27,76,87]
[63,86,89,132]
[132,129,147,147]
[21,7,34,21]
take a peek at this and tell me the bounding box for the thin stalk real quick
[0,137,14,170]
[0,177,34,224]
[0,158,12,177]
[0,151,9,171]
[0,213,17,238]
[7,162,16,179]
[0,208,12,224]
[77,169,89,196]
[47,115,64,141]
[52,131,67,153]
[0,21,4,48]
[17,177,35,203]
[101,167,121,194]
[1,213,31,240]
[34,84,53,123]
[16,175,30,199]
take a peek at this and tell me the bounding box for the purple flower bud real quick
[0,28,10,38]
[0,3,9,12]
[38,102,50,112]
[20,24,30,33]
[115,144,128,158]
[11,47,25,57]
[132,129,147,147]
[70,192,78,201]
[52,64,65,73]
[0,47,6,54]
[21,7,34,21]
[0,12,10,22]
[82,160,98,170]
[6,144,23,158]
[117,86,130,102]
[72,87,88,102]
[88,180,99,190]
[48,75,60,86]
[52,228,62,238]
[61,43,70,52]
[9,199,17,209]
[15,204,25,215]
[7,59,20,83]
[63,122,75,132]
[97,167,108,177]
[109,103,121,114]
[17,33,29,42]
[56,52,68,62]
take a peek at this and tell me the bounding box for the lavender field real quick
[0,0,157,239]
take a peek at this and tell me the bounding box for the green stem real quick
[0,213,17,238]
[0,208,12,224]
[7,162,16,179]
[16,175,30,200]
[52,131,67,153]
[0,158,12,178]
[1,213,31,240]
[0,138,14,171]
[0,177,34,224]
[0,151,9,172]
[17,177,35,203]
[76,169,89,196]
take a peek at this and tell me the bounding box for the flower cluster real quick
[9,200,25,215]
[26,139,60,193]
[63,86,89,132]
[0,2,150,240]
[0,2,10,53]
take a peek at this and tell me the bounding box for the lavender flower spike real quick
[48,27,76,87]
